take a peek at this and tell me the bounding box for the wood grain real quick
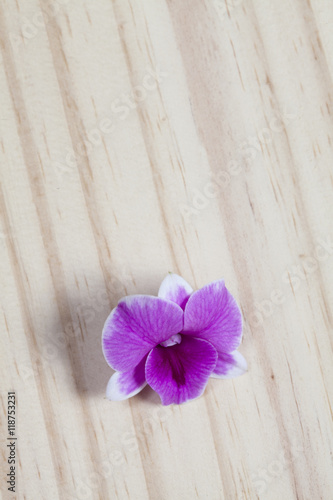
[1,0,333,499]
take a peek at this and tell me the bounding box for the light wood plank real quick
[1,1,332,499]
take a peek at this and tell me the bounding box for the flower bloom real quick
[102,274,247,405]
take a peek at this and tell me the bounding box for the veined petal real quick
[158,273,193,309]
[145,336,217,405]
[211,351,247,379]
[102,295,183,372]
[183,280,242,353]
[106,357,147,401]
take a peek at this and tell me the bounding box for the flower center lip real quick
[160,333,182,347]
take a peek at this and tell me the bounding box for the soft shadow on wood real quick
[46,270,163,398]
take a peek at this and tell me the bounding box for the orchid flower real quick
[102,273,247,405]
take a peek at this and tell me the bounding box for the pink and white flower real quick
[102,273,247,405]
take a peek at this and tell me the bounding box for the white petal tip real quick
[106,373,147,402]
[211,351,248,379]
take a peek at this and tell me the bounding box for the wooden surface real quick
[1,1,333,499]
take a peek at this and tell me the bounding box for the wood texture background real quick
[1,0,333,499]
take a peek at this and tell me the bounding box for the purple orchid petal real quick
[106,356,147,401]
[211,350,247,379]
[183,280,242,353]
[158,273,193,309]
[145,336,217,405]
[102,295,183,372]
